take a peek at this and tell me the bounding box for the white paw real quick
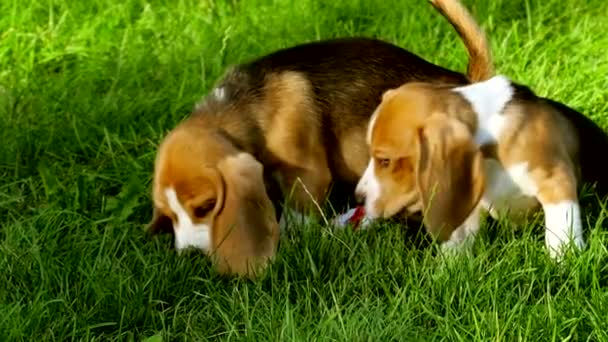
[546,236,586,260]
[543,201,585,260]
[439,236,475,257]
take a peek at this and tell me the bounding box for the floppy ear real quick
[147,207,174,235]
[415,115,485,241]
[212,153,280,278]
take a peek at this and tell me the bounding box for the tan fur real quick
[259,72,332,211]
[493,102,580,205]
[416,114,486,240]
[152,121,232,217]
[212,154,280,277]
[335,128,370,182]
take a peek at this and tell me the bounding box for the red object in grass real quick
[332,205,367,230]
[348,206,366,229]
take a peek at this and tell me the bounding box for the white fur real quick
[480,160,540,221]
[355,160,382,218]
[194,86,227,110]
[543,201,584,259]
[453,75,514,146]
[165,188,212,253]
[441,204,482,252]
[212,86,226,101]
[360,105,382,217]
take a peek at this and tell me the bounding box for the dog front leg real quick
[440,204,482,254]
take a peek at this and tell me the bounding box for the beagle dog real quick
[355,74,608,259]
[148,0,493,277]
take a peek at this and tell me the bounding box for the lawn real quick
[1,0,608,340]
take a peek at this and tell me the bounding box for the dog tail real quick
[429,0,494,82]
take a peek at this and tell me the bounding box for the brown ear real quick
[415,115,485,241]
[212,153,280,278]
[189,167,226,220]
[147,207,174,236]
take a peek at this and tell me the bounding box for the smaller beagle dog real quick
[356,75,608,259]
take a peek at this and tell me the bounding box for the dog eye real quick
[193,199,217,218]
[377,158,391,168]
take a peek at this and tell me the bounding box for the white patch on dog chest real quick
[165,188,212,253]
[480,160,540,221]
[212,86,226,101]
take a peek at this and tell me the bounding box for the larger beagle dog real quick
[355,74,608,259]
[148,0,494,277]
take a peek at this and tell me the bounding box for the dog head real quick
[355,83,486,241]
[149,118,280,277]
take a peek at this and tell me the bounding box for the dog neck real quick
[189,101,266,161]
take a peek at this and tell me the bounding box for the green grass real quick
[1,0,608,340]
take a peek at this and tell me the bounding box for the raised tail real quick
[429,0,494,82]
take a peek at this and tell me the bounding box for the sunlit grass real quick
[1,0,607,340]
